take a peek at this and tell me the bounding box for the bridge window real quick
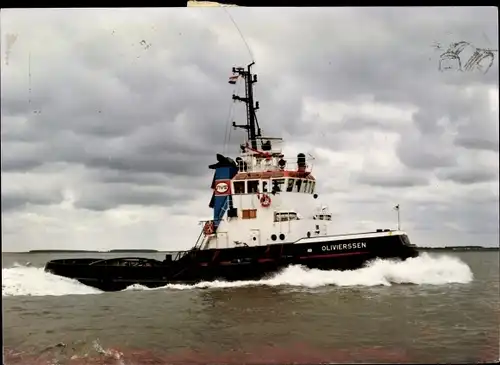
[242,209,257,219]
[274,212,299,222]
[313,214,332,221]
[271,178,285,193]
[233,181,245,194]
[247,180,259,193]
[303,180,310,193]
[262,180,269,193]
[295,179,302,192]
[286,178,295,192]
[311,182,316,194]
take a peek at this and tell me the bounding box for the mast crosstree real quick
[231,62,262,150]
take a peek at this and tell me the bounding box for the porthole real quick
[252,237,257,241]
[279,234,285,240]
[271,234,277,241]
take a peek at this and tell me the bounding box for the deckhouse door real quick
[215,231,229,249]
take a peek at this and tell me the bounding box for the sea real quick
[2,250,499,364]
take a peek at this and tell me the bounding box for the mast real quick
[232,62,261,150]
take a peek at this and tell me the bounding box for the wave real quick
[2,253,473,297]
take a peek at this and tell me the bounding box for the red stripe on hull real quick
[299,251,369,259]
[258,258,275,263]
[202,252,368,266]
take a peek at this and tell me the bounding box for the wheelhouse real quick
[231,173,316,195]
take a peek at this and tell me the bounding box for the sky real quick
[1,6,498,252]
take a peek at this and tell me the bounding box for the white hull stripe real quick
[294,230,405,245]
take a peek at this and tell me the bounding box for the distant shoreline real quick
[14,249,161,254]
[417,246,499,252]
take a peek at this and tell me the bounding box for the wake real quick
[2,253,473,297]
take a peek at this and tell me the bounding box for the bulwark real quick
[322,242,367,251]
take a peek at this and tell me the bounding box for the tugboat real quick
[44,63,419,291]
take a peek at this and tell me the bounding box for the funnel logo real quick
[216,182,228,193]
[215,181,231,195]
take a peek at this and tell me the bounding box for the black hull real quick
[44,232,418,292]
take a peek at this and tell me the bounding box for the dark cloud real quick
[89,168,212,193]
[1,141,49,172]
[72,183,186,211]
[396,131,459,171]
[436,167,498,185]
[356,172,429,188]
[455,135,499,152]
[1,190,63,212]
[338,116,403,133]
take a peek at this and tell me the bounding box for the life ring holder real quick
[203,221,215,235]
[260,194,271,208]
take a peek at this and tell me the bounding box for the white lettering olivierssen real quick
[321,242,367,251]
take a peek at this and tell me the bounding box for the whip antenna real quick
[221,7,255,64]
[28,52,32,105]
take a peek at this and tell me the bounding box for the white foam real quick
[127,252,474,291]
[2,253,474,296]
[2,265,102,297]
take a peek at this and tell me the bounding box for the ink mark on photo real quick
[433,40,497,74]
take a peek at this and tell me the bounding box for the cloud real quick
[356,172,429,188]
[436,167,498,185]
[1,7,498,251]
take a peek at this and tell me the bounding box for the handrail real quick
[236,164,313,175]
[193,227,205,250]
[178,228,205,258]
[181,194,232,256]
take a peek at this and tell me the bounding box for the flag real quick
[394,204,400,211]
[228,75,239,84]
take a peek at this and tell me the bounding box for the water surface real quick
[3,250,499,364]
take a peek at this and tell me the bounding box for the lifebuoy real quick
[260,194,271,207]
[203,221,215,235]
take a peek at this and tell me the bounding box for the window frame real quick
[233,181,245,194]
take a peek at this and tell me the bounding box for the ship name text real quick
[322,242,367,251]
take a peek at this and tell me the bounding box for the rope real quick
[221,6,255,64]
[222,80,241,154]
[28,52,31,105]
[218,6,257,155]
